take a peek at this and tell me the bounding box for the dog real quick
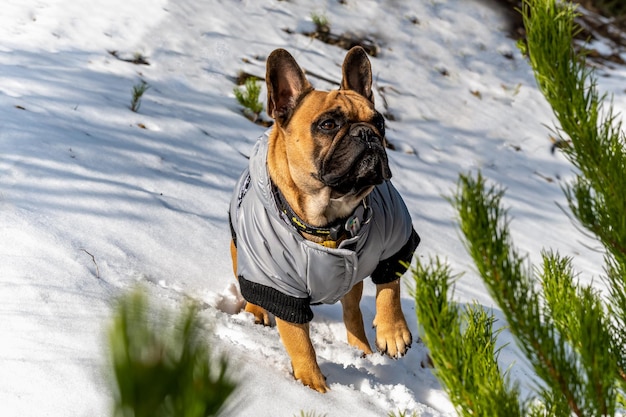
[229,46,420,393]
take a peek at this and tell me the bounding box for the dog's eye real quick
[319,119,338,131]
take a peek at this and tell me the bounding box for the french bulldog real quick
[229,46,420,392]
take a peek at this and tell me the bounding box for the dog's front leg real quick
[275,318,329,393]
[373,279,412,358]
[340,281,373,355]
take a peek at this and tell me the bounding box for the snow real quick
[0,0,623,416]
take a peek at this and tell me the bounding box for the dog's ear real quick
[340,46,373,104]
[266,49,313,124]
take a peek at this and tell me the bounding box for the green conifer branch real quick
[412,256,523,416]
[451,173,588,416]
[107,289,236,417]
[413,1,625,415]
[540,252,617,414]
[521,0,626,399]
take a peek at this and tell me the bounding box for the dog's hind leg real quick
[245,303,272,326]
[231,239,273,326]
[340,281,373,355]
[230,240,238,277]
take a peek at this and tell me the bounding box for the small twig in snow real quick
[81,248,100,279]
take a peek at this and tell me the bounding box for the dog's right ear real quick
[266,49,312,124]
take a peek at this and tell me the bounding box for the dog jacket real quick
[229,131,420,323]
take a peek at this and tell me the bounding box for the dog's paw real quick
[374,320,412,358]
[294,367,329,393]
[244,303,273,326]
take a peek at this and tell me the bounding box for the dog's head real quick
[266,47,390,220]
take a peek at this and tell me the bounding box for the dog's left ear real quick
[340,46,374,104]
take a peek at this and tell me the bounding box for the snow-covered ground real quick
[1,0,624,416]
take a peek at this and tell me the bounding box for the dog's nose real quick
[349,124,379,147]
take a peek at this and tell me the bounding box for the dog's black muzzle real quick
[319,123,391,195]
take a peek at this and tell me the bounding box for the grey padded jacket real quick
[229,131,420,323]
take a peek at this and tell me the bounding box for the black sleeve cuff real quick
[238,275,314,324]
[371,228,420,284]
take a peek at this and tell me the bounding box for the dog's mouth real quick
[318,124,391,197]
[324,151,389,195]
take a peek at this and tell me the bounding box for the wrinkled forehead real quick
[292,89,376,123]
